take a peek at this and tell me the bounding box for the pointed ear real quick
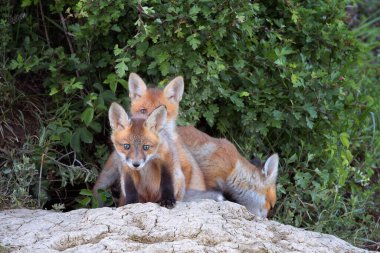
[163,76,184,103]
[128,73,147,100]
[262,153,279,184]
[109,102,130,130]
[145,105,167,133]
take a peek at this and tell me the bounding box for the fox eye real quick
[123,144,130,150]
[143,145,150,151]
[140,108,147,114]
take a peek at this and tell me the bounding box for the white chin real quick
[126,161,146,171]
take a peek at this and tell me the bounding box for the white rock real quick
[0,200,369,253]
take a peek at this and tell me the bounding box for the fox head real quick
[109,102,167,170]
[224,153,279,218]
[128,73,184,132]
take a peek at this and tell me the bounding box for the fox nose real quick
[132,162,140,168]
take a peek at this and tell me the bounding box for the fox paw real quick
[159,198,176,209]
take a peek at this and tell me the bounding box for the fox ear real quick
[145,105,167,133]
[163,76,184,103]
[262,153,279,184]
[109,102,130,130]
[128,73,147,100]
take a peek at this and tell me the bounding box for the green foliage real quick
[0,156,38,209]
[76,189,113,208]
[51,203,65,212]
[2,0,379,249]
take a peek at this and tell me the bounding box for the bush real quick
[2,0,379,248]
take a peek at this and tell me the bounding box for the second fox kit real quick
[128,73,279,217]
[106,103,184,207]
[178,127,279,217]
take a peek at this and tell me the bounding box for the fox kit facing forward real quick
[98,103,185,208]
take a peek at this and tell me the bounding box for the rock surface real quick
[0,200,370,253]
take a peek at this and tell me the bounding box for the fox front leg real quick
[92,152,120,207]
[159,165,176,208]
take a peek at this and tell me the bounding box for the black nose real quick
[132,162,140,168]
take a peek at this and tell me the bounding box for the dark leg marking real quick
[124,173,139,205]
[159,164,176,208]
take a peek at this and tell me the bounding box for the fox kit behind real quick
[98,103,185,208]
[178,126,279,217]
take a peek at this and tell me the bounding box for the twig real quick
[137,3,156,19]
[58,12,79,78]
[39,1,51,47]
[38,152,45,207]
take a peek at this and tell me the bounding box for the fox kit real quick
[178,126,279,217]
[95,103,185,208]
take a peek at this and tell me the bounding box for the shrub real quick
[3,0,379,248]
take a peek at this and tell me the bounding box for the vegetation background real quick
[0,0,379,250]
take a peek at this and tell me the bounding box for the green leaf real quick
[111,24,121,32]
[79,127,93,144]
[114,44,123,56]
[159,62,170,76]
[287,154,298,164]
[62,132,71,146]
[239,91,250,97]
[77,197,91,207]
[306,117,314,129]
[273,110,283,120]
[203,104,219,126]
[70,131,81,153]
[49,87,59,96]
[115,61,128,78]
[136,41,149,57]
[291,10,299,24]
[304,104,317,119]
[230,95,244,107]
[89,121,102,133]
[252,3,260,11]
[119,79,129,90]
[274,56,286,66]
[189,5,201,16]
[339,132,350,148]
[79,189,93,196]
[81,107,94,126]
[187,34,201,50]
[110,81,117,93]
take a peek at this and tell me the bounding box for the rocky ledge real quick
[0,200,369,252]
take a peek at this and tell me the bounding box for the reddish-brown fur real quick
[178,127,276,211]
[127,73,278,216]
[177,126,277,214]
[94,73,278,216]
